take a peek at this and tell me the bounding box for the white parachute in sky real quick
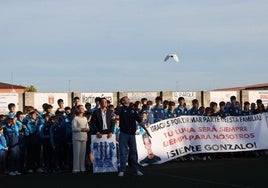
[164,54,179,63]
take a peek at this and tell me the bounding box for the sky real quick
[1,0,267,92]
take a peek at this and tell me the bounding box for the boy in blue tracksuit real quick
[225,96,242,116]
[24,110,45,173]
[0,125,8,176]
[151,96,165,123]
[3,117,21,175]
[217,101,229,118]
[136,110,150,136]
[61,110,74,171]
[15,111,29,173]
[187,99,202,160]
[112,117,120,167]
[187,99,202,116]
[174,97,188,116]
[5,103,17,119]
[242,101,253,116]
[39,113,54,173]
[50,114,66,171]
[164,101,178,119]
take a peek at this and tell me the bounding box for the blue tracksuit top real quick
[0,133,7,150]
[164,109,178,119]
[142,110,154,124]
[113,126,120,142]
[187,107,202,116]
[136,117,150,135]
[174,106,188,116]
[3,124,20,148]
[242,110,253,116]
[217,109,229,118]
[61,116,72,138]
[115,105,141,135]
[16,120,29,136]
[5,112,16,118]
[39,121,52,140]
[25,116,44,135]
[226,104,241,116]
[151,105,165,123]
[50,122,65,149]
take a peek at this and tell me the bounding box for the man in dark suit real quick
[90,97,115,139]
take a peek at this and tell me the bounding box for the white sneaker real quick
[136,170,143,176]
[36,167,44,173]
[118,172,124,177]
[8,171,16,176]
[72,170,80,174]
[15,171,21,175]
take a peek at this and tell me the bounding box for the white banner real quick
[209,91,237,104]
[0,93,19,114]
[91,135,118,173]
[81,93,113,108]
[33,93,68,112]
[248,90,268,106]
[136,113,268,166]
[127,92,157,102]
[172,91,196,101]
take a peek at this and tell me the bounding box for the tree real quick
[25,85,37,92]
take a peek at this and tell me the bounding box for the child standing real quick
[0,125,8,176]
[3,118,21,175]
[113,117,120,167]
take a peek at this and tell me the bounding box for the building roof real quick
[0,82,26,89]
[214,83,268,91]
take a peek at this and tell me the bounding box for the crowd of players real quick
[0,95,267,176]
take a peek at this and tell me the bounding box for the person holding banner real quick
[115,96,144,177]
[151,96,165,123]
[174,97,188,116]
[242,101,253,116]
[164,101,177,119]
[226,96,241,116]
[90,97,115,139]
[89,97,117,172]
[187,99,202,160]
[217,101,229,118]
[254,99,266,114]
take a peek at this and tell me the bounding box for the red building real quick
[0,82,26,93]
[214,83,268,91]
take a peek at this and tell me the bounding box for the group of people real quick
[0,95,267,177]
[0,96,144,177]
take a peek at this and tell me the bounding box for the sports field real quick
[1,157,267,188]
